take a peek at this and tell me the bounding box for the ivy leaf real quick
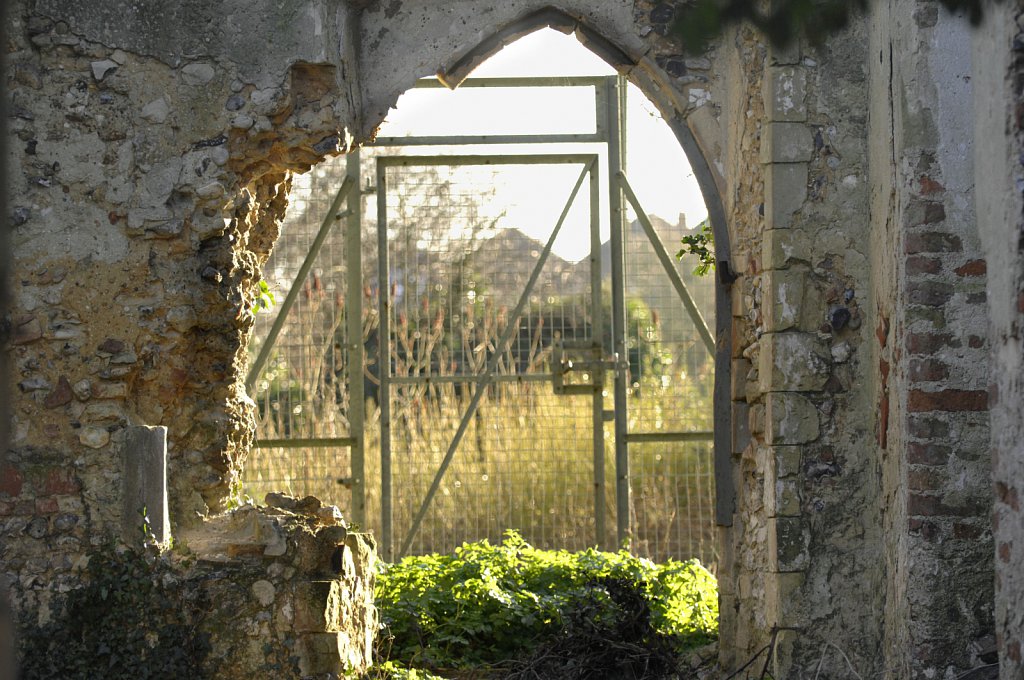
[251,279,276,315]
[677,219,716,277]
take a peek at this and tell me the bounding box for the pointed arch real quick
[434,5,735,286]
[432,6,737,523]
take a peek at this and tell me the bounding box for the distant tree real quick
[672,0,997,53]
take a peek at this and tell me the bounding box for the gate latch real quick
[552,340,625,395]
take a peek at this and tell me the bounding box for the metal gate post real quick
[376,159,394,562]
[606,75,632,550]
[345,151,366,527]
[588,154,607,551]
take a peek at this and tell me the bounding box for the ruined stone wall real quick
[179,500,377,677]
[3,0,361,617]
[0,0,1013,678]
[973,2,1024,678]
[870,2,996,676]
[2,0,380,670]
[734,22,889,676]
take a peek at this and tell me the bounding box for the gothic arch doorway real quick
[243,19,734,567]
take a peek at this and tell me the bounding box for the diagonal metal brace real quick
[245,175,353,392]
[617,171,715,356]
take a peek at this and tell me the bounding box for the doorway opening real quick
[241,29,718,569]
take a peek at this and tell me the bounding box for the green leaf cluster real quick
[252,278,276,315]
[677,219,716,277]
[373,531,718,674]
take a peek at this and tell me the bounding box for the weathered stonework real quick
[181,500,378,677]
[3,0,1022,678]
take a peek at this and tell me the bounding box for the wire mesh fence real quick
[377,157,604,557]
[245,155,356,508]
[623,212,717,568]
[242,108,717,569]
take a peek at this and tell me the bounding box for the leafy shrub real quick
[373,531,717,676]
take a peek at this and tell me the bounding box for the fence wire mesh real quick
[242,126,717,568]
[377,159,601,556]
[623,213,717,568]
[244,155,356,508]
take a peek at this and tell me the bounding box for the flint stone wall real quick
[2,0,1017,678]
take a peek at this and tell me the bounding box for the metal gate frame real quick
[376,153,605,559]
[247,75,719,562]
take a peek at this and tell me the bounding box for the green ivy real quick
[371,531,718,676]
[18,541,209,679]
[677,219,716,277]
[252,279,276,315]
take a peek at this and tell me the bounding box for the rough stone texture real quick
[974,3,1024,678]
[869,3,996,677]
[2,0,1020,678]
[179,502,377,677]
[182,501,378,675]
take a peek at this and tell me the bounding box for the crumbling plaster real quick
[871,2,996,677]
[973,2,1024,678]
[1,0,1015,678]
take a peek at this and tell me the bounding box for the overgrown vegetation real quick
[368,531,718,679]
[17,540,208,679]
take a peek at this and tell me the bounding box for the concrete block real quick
[772,627,802,675]
[764,66,807,122]
[177,506,288,561]
[765,572,805,628]
[733,401,751,454]
[298,633,345,677]
[294,580,344,632]
[762,269,807,332]
[769,517,810,572]
[765,477,802,517]
[759,332,831,392]
[772,446,803,478]
[732,358,752,400]
[761,122,814,164]
[121,425,170,544]
[766,393,820,445]
[763,228,811,269]
[765,163,808,230]
[731,282,746,318]
[745,366,762,403]
[749,403,766,438]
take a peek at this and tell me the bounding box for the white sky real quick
[374,29,708,262]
